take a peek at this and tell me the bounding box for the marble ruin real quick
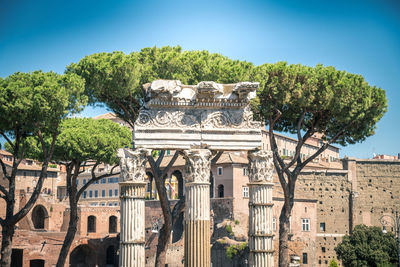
[118,80,274,267]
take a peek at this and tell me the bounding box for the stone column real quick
[248,150,274,267]
[118,148,149,267]
[183,149,212,267]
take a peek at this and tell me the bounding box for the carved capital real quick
[183,149,212,183]
[248,150,273,183]
[117,148,150,182]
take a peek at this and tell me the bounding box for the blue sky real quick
[1,0,399,158]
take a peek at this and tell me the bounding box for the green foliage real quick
[0,71,86,146]
[254,62,387,146]
[335,225,398,267]
[225,224,233,235]
[225,243,247,259]
[24,118,131,165]
[67,46,254,124]
[329,259,339,267]
[226,245,237,259]
[234,219,240,225]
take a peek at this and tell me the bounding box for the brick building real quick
[1,113,400,266]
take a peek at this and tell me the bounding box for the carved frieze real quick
[183,149,212,183]
[134,80,262,150]
[248,150,274,183]
[117,148,150,182]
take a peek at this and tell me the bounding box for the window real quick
[302,218,310,232]
[217,184,224,198]
[302,253,308,264]
[83,179,87,185]
[83,191,87,199]
[272,217,277,232]
[109,216,117,233]
[94,190,98,198]
[76,179,78,185]
[109,189,113,197]
[102,190,105,197]
[243,167,247,176]
[89,191,93,198]
[217,167,223,176]
[87,216,96,233]
[114,189,118,196]
[320,222,326,232]
[101,178,106,184]
[95,180,99,184]
[242,186,249,198]
[322,247,326,253]
[166,150,170,156]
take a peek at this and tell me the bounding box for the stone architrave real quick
[247,150,274,267]
[117,148,150,267]
[134,80,262,151]
[183,149,212,267]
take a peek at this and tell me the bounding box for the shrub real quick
[225,224,233,235]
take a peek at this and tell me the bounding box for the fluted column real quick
[183,149,212,267]
[248,150,274,267]
[117,148,150,267]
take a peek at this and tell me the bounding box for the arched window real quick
[109,216,117,233]
[218,184,224,198]
[87,216,96,233]
[172,170,184,199]
[32,205,48,230]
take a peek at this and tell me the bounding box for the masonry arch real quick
[217,184,224,198]
[87,215,96,233]
[70,244,97,267]
[109,216,117,233]
[172,170,184,199]
[31,205,48,230]
[106,245,116,266]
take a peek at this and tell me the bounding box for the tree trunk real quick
[0,224,14,267]
[278,197,294,267]
[154,175,172,267]
[56,201,78,267]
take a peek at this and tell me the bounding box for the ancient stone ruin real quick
[118,80,274,267]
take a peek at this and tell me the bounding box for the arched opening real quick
[29,259,45,267]
[109,216,117,233]
[172,170,184,199]
[146,172,154,199]
[32,205,48,230]
[217,184,224,198]
[70,244,96,267]
[106,245,116,266]
[87,216,96,233]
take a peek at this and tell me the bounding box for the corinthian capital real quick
[183,149,212,183]
[117,148,150,182]
[248,150,274,183]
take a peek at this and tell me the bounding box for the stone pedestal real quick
[183,149,212,267]
[248,150,274,267]
[118,148,149,267]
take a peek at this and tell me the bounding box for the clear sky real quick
[1,0,399,158]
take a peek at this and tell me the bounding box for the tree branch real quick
[0,157,10,180]
[156,150,165,168]
[161,151,181,179]
[211,151,223,165]
[0,131,15,152]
